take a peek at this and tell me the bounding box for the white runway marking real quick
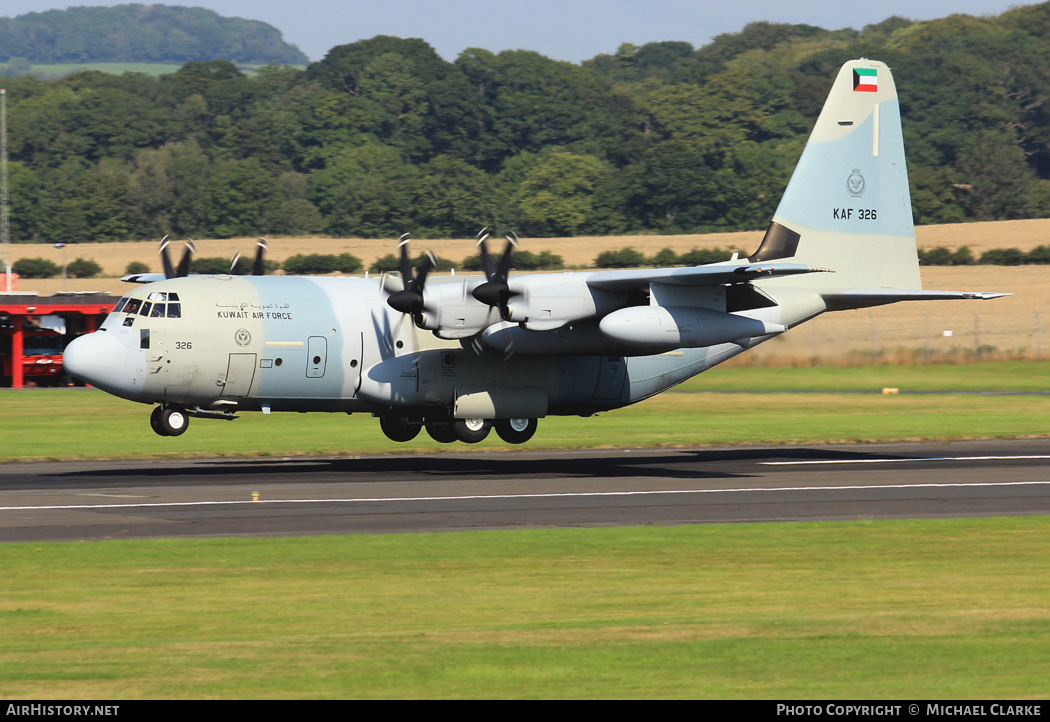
[763,455,1050,466]
[2,480,1050,512]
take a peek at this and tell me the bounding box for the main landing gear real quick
[494,417,538,444]
[377,413,538,445]
[150,405,189,437]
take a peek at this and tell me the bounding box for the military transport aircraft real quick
[64,59,1005,445]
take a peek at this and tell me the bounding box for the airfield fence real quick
[730,310,1049,367]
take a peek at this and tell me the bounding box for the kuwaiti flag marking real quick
[853,67,877,92]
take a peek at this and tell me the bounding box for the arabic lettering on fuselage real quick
[215,301,292,320]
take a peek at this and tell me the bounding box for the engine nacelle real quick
[415,279,501,337]
[503,274,620,330]
[599,306,786,348]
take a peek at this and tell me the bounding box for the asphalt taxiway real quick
[1,438,1049,542]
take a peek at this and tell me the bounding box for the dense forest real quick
[0,4,306,65]
[3,3,1050,243]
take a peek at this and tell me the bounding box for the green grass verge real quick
[679,360,1050,392]
[2,518,1047,699]
[3,363,1050,462]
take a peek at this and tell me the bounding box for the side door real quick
[593,356,627,402]
[307,336,327,378]
[223,353,258,397]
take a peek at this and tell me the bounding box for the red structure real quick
[0,293,116,388]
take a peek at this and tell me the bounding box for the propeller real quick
[230,237,269,276]
[175,240,196,278]
[159,236,196,279]
[471,229,518,321]
[159,235,174,278]
[252,237,268,276]
[385,234,436,327]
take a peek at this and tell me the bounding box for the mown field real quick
[5,232,1050,699]
[12,218,1050,285]
[2,370,1049,699]
[2,517,1048,699]
[2,362,1049,463]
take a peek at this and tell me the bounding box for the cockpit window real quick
[118,293,180,319]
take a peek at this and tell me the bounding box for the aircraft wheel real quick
[158,407,189,437]
[495,418,537,444]
[451,417,491,444]
[425,420,457,444]
[149,406,170,437]
[379,414,421,442]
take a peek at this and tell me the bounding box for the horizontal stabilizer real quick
[587,262,829,291]
[823,289,1011,311]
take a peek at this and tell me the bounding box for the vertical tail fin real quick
[751,59,920,291]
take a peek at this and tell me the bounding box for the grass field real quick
[2,363,1049,463]
[2,518,1048,698]
[3,365,1050,699]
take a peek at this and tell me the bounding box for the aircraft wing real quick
[585,262,830,291]
[121,273,167,284]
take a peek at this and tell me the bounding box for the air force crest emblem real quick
[846,169,866,197]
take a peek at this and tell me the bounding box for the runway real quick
[1,438,1049,542]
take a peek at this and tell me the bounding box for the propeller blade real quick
[476,228,497,279]
[158,235,175,279]
[398,234,413,287]
[386,235,433,327]
[412,250,437,292]
[472,230,518,319]
[496,232,517,280]
[229,249,242,275]
[175,241,196,278]
[253,237,268,276]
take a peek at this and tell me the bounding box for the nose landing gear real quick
[150,405,189,437]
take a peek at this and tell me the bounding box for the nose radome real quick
[64,331,131,394]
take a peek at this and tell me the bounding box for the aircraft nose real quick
[64,331,132,394]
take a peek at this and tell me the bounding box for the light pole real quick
[54,242,66,292]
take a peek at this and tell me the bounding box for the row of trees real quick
[5,4,1050,244]
[919,245,1050,265]
[19,240,1050,280]
[12,257,100,278]
[0,5,306,65]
